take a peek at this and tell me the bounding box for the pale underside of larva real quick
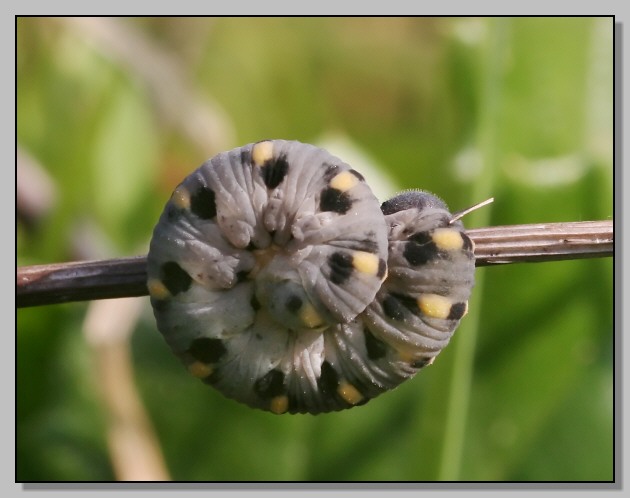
[147,139,475,414]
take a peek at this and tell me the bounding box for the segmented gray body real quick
[147,140,475,414]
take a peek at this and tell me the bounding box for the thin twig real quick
[17,256,148,308]
[16,220,613,309]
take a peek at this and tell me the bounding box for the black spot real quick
[161,262,192,295]
[151,298,169,312]
[317,361,339,398]
[254,369,286,398]
[364,327,388,360]
[448,302,467,320]
[408,231,433,244]
[286,294,303,312]
[392,293,421,313]
[246,241,257,251]
[349,169,365,182]
[377,259,387,279]
[320,187,353,214]
[240,147,252,166]
[201,371,219,385]
[286,394,301,414]
[461,232,474,252]
[411,357,432,369]
[188,337,227,364]
[330,235,379,254]
[358,235,380,253]
[166,204,182,222]
[403,240,439,266]
[382,294,406,321]
[260,154,289,189]
[322,163,340,181]
[328,252,354,285]
[190,186,217,219]
[236,270,249,283]
[381,190,448,215]
[250,294,261,311]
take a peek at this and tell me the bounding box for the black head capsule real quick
[381,190,449,215]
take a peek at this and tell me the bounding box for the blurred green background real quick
[17,17,613,482]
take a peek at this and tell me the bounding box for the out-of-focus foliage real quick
[17,17,613,482]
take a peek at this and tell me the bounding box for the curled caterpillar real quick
[147,140,475,414]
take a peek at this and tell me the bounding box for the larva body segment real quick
[147,140,475,414]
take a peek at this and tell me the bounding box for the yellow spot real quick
[299,302,325,328]
[397,349,416,363]
[432,228,464,251]
[397,349,414,363]
[270,395,289,414]
[188,361,214,378]
[147,279,171,300]
[250,245,281,278]
[171,186,191,210]
[252,141,274,166]
[329,171,359,192]
[417,293,453,319]
[338,382,364,405]
[352,251,380,276]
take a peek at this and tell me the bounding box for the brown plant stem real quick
[16,220,613,308]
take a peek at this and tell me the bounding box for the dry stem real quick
[16,220,613,308]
